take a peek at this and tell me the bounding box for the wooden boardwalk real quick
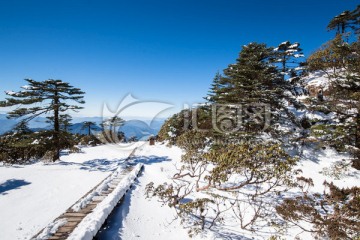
[33,147,142,240]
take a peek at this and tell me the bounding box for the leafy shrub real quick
[146,142,299,235]
[321,160,352,180]
[276,181,360,239]
[0,129,79,164]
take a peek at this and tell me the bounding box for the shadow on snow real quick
[0,179,31,195]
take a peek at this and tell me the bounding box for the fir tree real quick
[206,42,301,139]
[82,121,97,136]
[327,5,360,37]
[327,10,352,35]
[206,72,232,103]
[0,79,85,161]
[307,18,360,169]
[274,41,305,82]
[46,114,73,132]
[100,116,125,143]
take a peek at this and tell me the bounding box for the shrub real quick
[276,181,360,239]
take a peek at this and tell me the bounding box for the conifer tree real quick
[327,5,360,37]
[46,114,73,132]
[1,79,85,161]
[206,72,232,103]
[206,42,300,139]
[327,10,352,35]
[274,41,305,82]
[100,116,125,143]
[308,14,360,169]
[82,121,97,136]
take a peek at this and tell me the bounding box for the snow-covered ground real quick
[0,143,141,240]
[0,141,359,240]
[96,143,193,240]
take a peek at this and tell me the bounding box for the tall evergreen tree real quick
[308,16,360,169]
[327,10,352,35]
[82,121,97,136]
[327,5,360,37]
[0,79,85,161]
[46,114,73,132]
[206,72,233,104]
[274,41,305,82]
[101,116,125,143]
[206,42,300,139]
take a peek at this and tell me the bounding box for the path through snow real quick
[96,143,193,240]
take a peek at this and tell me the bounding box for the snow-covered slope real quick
[0,144,140,240]
[0,141,359,240]
[96,143,193,240]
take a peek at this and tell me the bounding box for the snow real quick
[5,90,17,96]
[298,147,359,191]
[0,140,358,239]
[34,219,67,240]
[68,163,144,240]
[0,144,139,240]
[96,143,193,240]
[289,43,299,48]
[303,71,331,89]
[294,54,304,58]
[21,85,33,90]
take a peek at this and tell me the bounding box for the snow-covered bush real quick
[0,126,79,164]
[276,181,360,239]
[321,160,352,180]
[146,139,299,236]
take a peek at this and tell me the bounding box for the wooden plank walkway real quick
[32,147,141,240]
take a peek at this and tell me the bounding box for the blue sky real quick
[0,0,358,118]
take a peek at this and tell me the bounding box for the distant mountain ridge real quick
[0,114,164,140]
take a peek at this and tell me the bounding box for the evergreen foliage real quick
[276,181,360,239]
[0,123,77,163]
[274,41,305,82]
[0,79,85,161]
[82,121,97,136]
[46,114,73,132]
[158,107,212,145]
[327,5,360,35]
[99,116,125,143]
[307,19,360,168]
[153,5,360,237]
[205,42,302,140]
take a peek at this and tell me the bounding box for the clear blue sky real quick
[0,0,358,118]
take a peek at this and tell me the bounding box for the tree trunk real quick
[282,56,286,80]
[354,112,360,170]
[355,113,360,148]
[53,88,60,161]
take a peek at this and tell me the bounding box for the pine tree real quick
[1,79,85,161]
[46,114,73,132]
[308,15,360,169]
[274,41,305,82]
[206,72,233,103]
[82,121,97,136]
[327,5,360,37]
[206,42,300,139]
[100,116,125,143]
[327,10,352,35]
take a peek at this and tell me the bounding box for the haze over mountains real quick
[0,114,163,140]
